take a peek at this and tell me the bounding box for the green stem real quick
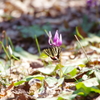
[59,52,63,78]
[44,30,53,44]
[35,35,41,55]
[74,77,79,83]
[57,63,63,78]
[44,30,49,36]
[11,55,19,60]
[8,37,14,51]
[0,41,10,59]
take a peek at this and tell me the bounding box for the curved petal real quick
[53,31,62,46]
[59,34,62,43]
[53,30,59,43]
[48,31,53,45]
[48,30,62,46]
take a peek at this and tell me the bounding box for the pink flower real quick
[87,0,98,7]
[48,30,62,46]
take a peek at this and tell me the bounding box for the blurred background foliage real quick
[0,0,100,54]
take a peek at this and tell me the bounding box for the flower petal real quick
[60,34,62,43]
[48,31,52,45]
[53,31,62,46]
[87,0,98,7]
[53,30,59,43]
[48,30,62,46]
[57,34,62,46]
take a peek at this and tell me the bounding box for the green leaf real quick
[94,70,100,83]
[45,77,64,87]
[57,97,64,100]
[76,27,84,40]
[57,77,64,87]
[69,68,78,77]
[37,64,57,75]
[14,46,38,60]
[56,64,64,70]
[62,65,75,75]
[40,52,48,59]
[83,78,99,87]
[78,64,86,68]
[74,82,100,96]
[14,75,45,86]
[45,77,57,87]
[17,24,51,38]
[74,82,90,96]
[58,91,77,100]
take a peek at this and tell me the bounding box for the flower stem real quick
[35,35,41,55]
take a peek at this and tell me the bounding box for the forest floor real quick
[0,0,100,100]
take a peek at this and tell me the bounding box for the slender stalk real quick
[44,30,53,44]
[74,35,89,62]
[3,31,8,47]
[35,35,41,55]
[0,41,10,60]
[76,27,84,40]
[59,64,63,78]
[74,77,79,83]
[8,37,14,51]
[44,30,49,37]
[2,31,9,60]
[59,52,63,78]
[11,55,19,60]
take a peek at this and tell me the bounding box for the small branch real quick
[74,35,89,62]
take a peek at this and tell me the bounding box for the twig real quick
[74,35,89,62]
